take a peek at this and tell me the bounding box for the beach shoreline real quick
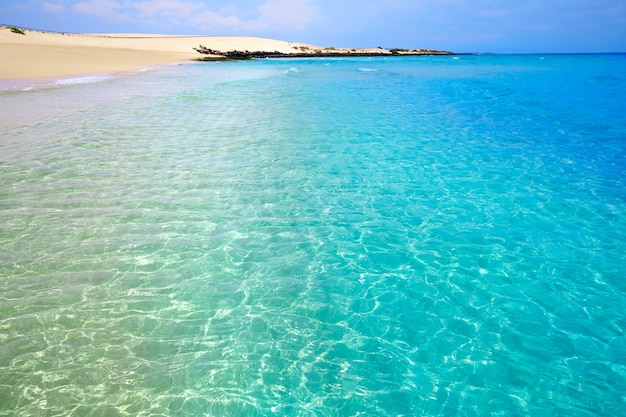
[1,25,454,86]
[0,26,318,82]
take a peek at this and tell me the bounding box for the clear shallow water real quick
[1,55,625,416]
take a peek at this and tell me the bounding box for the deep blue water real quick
[1,54,625,416]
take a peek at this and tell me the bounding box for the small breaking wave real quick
[55,74,112,85]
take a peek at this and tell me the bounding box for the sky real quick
[1,0,625,53]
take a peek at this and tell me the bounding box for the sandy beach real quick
[0,25,316,80]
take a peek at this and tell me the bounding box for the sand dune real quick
[0,26,316,80]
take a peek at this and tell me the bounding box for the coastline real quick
[0,26,318,81]
[193,46,454,60]
[1,25,453,84]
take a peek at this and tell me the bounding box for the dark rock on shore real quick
[193,45,455,60]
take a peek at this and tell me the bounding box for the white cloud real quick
[68,0,320,32]
[131,0,202,19]
[189,9,243,29]
[254,0,320,30]
[42,2,67,13]
[73,0,125,19]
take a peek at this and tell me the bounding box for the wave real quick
[54,74,112,86]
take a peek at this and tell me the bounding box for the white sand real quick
[0,26,316,80]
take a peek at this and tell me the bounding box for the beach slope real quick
[0,26,314,79]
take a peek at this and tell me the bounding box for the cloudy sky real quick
[2,0,625,53]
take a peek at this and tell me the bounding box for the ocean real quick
[1,54,625,416]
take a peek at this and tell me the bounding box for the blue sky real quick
[2,0,625,53]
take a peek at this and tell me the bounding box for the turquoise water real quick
[1,54,625,416]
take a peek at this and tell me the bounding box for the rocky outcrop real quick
[193,45,454,60]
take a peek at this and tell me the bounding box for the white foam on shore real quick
[0,78,46,92]
[0,74,114,92]
[54,74,112,85]
[0,63,179,92]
